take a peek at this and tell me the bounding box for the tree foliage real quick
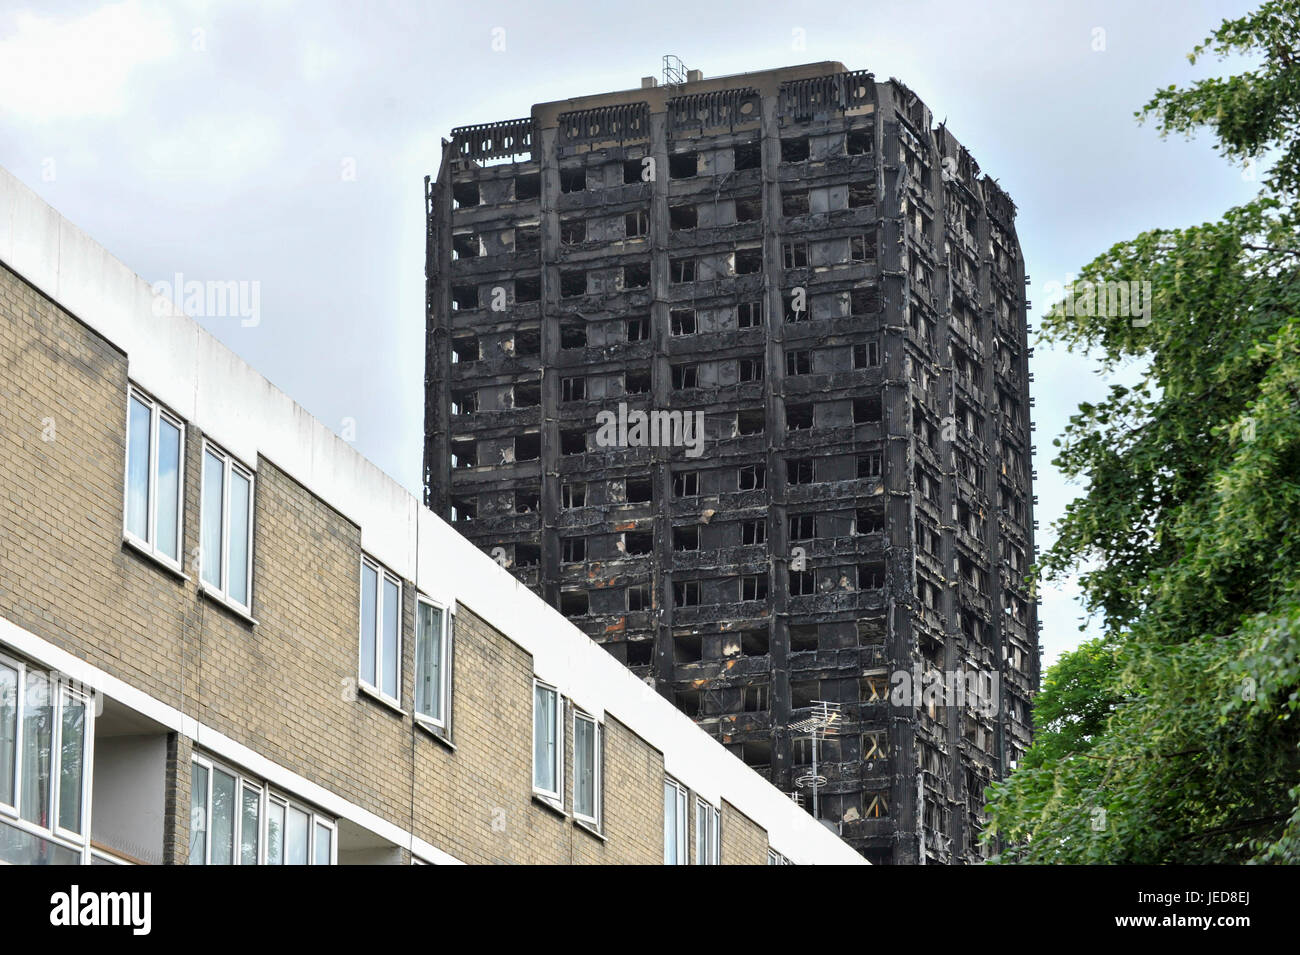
[985,0,1300,863]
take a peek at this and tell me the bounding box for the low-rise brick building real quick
[0,165,863,866]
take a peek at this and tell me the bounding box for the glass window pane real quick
[240,785,260,865]
[382,577,400,699]
[314,822,331,865]
[534,685,556,792]
[0,816,80,865]
[228,470,251,605]
[189,763,209,865]
[155,416,181,560]
[126,397,152,540]
[663,781,677,864]
[0,663,15,808]
[210,768,235,865]
[20,671,51,826]
[679,790,688,860]
[575,717,595,819]
[360,564,377,688]
[201,451,225,588]
[696,803,717,864]
[286,805,309,865]
[265,800,284,865]
[679,791,688,861]
[57,692,86,834]
[415,604,443,720]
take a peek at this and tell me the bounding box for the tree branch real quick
[1180,813,1289,843]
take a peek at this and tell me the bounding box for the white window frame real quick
[0,651,95,864]
[123,385,185,569]
[663,777,688,865]
[359,556,403,708]
[268,792,337,866]
[572,709,601,829]
[694,797,720,865]
[414,597,452,731]
[189,755,336,865]
[188,756,258,866]
[51,682,93,846]
[88,846,134,865]
[199,441,255,613]
[532,680,563,804]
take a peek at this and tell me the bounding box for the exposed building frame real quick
[425,62,1039,864]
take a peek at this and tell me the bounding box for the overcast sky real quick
[0,0,1263,668]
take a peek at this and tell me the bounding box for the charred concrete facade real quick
[424,62,1039,864]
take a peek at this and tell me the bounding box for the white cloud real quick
[140,111,283,183]
[0,0,177,122]
[298,39,342,83]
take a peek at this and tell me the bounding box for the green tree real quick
[1017,637,1121,771]
[985,0,1300,863]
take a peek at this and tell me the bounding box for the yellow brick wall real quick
[722,799,771,864]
